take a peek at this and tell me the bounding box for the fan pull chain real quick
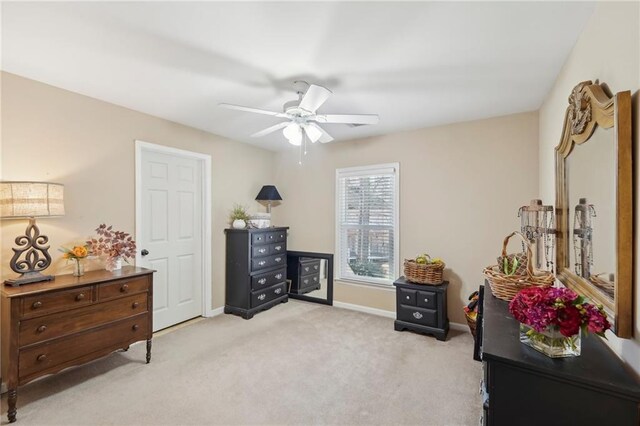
[304,131,308,156]
[298,142,303,165]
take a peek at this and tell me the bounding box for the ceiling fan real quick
[219,81,379,146]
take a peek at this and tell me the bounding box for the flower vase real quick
[106,256,123,272]
[73,259,85,277]
[519,324,581,358]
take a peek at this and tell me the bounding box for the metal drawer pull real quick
[303,279,309,284]
[37,325,47,333]
[132,324,140,331]
[258,294,266,301]
[413,312,423,320]
[121,284,129,292]
[259,248,267,253]
[269,235,274,239]
[32,301,43,309]
[132,302,140,309]
[37,354,47,362]
[304,267,309,272]
[274,288,282,295]
[275,245,281,251]
[258,261,266,266]
[313,277,318,282]
[406,296,410,300]
[275,257,282,262]
[76,293,85,301]
[258,278,267,285]
[314,265,319,270]
[424,298,429,303]
[275,274,282,280]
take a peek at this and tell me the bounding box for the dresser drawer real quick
[252,245,271,258]
[269,242,286,255]
[268,230,287,243]
[19,293,148,347]
[251,268,286,290]
[251,283,286,308]
[416,290,437,309]
[251,232,269,246]
[299,259,321,276]
[299,273,320,289]
[398,305,437,328]
[21,286,94,319]
[251,253,285,271]
[98,276,149,301]
[399,288,417,306]
[19,314,149,381]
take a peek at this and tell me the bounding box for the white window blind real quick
[336,164,399,285]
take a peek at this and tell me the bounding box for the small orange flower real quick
[72,246,88,258]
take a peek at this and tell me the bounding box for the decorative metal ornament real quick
[4,218,55,286]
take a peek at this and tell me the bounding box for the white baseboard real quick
[206,306,225,317]
[333,301,469,333]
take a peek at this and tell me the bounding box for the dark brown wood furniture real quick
[1,266,154,423]
[287,257,321,295]
[479,283,640,425]
[393,277,449,341]
[224,227,288,319]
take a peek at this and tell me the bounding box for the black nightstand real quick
[393,277,449,341]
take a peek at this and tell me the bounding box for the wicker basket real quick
[465,311,477,338]
[483,232,555,301]
[404,259,445,285]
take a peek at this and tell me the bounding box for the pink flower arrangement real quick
[508,286,610,338]
[87,224,137,261]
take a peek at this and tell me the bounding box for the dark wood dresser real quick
[287,257,321,295]
[393,277,449,341]
[480,283,640,426]
[224,227,288,319]
[1,266,154,423]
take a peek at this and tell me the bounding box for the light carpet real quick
[1,300,481,425]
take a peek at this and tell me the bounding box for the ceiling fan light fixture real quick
[303,124,322,143]
[283,122,302,146]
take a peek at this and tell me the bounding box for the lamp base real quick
[4,272,55,287]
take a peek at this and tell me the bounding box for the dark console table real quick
[479,283,640,425]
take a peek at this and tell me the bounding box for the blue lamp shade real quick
[255,185,282,202]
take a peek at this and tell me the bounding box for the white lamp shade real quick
[283,123,302,146]
[0,181,65,218]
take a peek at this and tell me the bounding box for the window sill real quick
[336,278,396,291]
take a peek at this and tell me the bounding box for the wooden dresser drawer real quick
[299,259,321,276]
[19,314,149,382]
[251,268,286,290]
[19,293,148,347]
[21,286,93,319]
[251,253,285,272]
[299,273,320,289]
[252,245,271,258]
[98,276,149,301]
[269,242,286,255]
[251,232,269,245]
[398,305,437,328]
[251,283,286,308]
[399,288,417,306]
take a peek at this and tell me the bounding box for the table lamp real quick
[0,181,65,286]
[255,185,282,214]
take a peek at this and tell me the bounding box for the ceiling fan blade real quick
[306,123,334,143]
[313,114,379,125]
[298,84,332,113]
[250,122,290,138]
[219,103,287,117]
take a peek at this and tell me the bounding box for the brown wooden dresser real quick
[1,266,154,423]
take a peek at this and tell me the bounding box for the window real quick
[336,163,399,285]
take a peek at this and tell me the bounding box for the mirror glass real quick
[286,251,333,304]
[566,127,616,302]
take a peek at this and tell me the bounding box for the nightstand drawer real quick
[251,268,286,290]
[251,283,286,308]
[251,254,285,271]
[252,245,271,258]
[299,259,321,276]
[269,242,286,255]
[270,230,287,243]
[416,290,437,309]
[398,305,437,328]
[21,286,94,319]
[251,232,269,246]
[299,273,320,289]
[399,288,417,306]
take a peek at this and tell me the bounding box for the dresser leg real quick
[146,339,152,364]
[8,388,17,423]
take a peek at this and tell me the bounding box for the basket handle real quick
[501,231,535,276]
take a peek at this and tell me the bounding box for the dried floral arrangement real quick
[87,224,137,266]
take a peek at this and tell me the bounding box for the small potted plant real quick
[87,224,137,272]
[59,244,89,276]
[230,204,250,229]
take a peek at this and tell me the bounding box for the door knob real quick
[141,249,149,256]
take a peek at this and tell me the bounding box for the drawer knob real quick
[121,284,129,293]
[275,288,282,295]
[258,278,267,285]
[413,312,423,320]
[303,279,309,284]
[132,302,140,309]
[424,298,429,303]
[304,267,309,272]
[275,246,281,251]
[406,296,410,300]
[275,257,282,262]
[314,265,318,270]
[275,274,282,280]
[32,301,43,309]
[258,294,266,301]
[258,261,266,266]
[259,248,267,253]
[132,324,139,331]
[76,293,85,301]
[37,325,47,333]
[36,354,47,362]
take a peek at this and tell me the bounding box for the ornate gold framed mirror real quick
[555,81,633,337]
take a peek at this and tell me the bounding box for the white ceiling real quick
[1,2,595,151]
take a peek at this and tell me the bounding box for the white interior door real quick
[138,146,204,331]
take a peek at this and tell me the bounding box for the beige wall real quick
[538,1,640,374]
[0,72,276,310]
[272,111,539,324]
